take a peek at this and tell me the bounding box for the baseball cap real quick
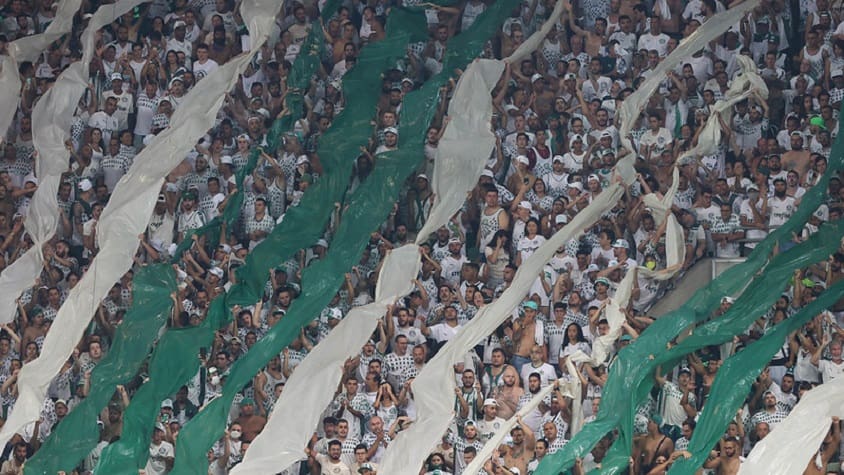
[810,116,827,130]
[516,155,530,165]
[612,239,629,249]
[78,178,93,192]
[173,20,186,28]
[552,155,564,164]
[531,73,543,83]
[481,169,495,178]
[110,72,123,82]
[483,398,499,407]
[161,398,174,409]
[595,277,611,287]
[523,300,538,310]
[384,127,398,135]
[518,200,532,210]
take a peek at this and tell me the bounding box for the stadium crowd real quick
[0,0,842,474]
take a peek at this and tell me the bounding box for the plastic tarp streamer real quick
[0,0,282,453]
[536,145,844,474]
[169,0,338,261]
[167,4,519,472]
[0,0,141,327]
[95,11,421,473]
[463,377,562,475]
[235,48,508,474]
[616,0,760,155]
[639,167,685,280]
[24,264,176,475]
[378,158,637,475]
[675,54,767,166]
[569,268,635,370]
[669,278,844,474]
[0,0,83,141]
[739,370,844,475]
[230,246,421,474]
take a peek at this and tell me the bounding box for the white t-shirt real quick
[193,58,219,81]
[145,440,174,475]
[315,453,352,475]
[88,111,119,144]
[768,195,796,229]
[520,362,557,387]
[102,90,134,130]
[429,322,462,343]
[639,128,673,155]
[818,359,844,383]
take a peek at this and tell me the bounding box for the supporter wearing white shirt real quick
[145,424,175,475]
[102,74,134,131]
[638,114,673,157]
[192,43,219,81]
[637,16,670,57]
[88,97,120,144]
[767,178,796,230]
[812,338,844,383]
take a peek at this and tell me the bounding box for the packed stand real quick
[0,0,842,474]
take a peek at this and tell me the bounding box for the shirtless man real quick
[804,417,841,475]
[492,366,524,420]
[703,436,742,475]
[781,133,812,178]
[634,415,674,474]
[502,417,536,475]
[510,301,545,375]
[565,1,606,57]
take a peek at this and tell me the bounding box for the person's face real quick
[529,376,541,393]
[104,98,118,115]
[491,350,504,366]
[13,444,26,462]
[543,422,557,440]
[90,342,102,359]
[345,379,358,394]
[328,444,341,460]
[464,424,477,439]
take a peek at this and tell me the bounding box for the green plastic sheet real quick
[167,3,518,473]
[670,278,844,474]
[23,264,176,475]
[94,9,420,474]
[536,109,844,474]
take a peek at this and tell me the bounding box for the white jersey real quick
[767,195,796,229]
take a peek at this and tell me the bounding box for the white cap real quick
[110,72,123,82]
[220,155,234,165]
[24,173,38,185]
[296,155,309,166]
[516,155,529,165]
[814,204,829,221]
[78,178,93,192]
[417,173,429,181]
[481,169,495,178]
[518,200,532,210]
[833,69,844,78]
[588,174,600,182]
[612,239,629,249]
[209,267,224,279]
[531,73,543,82]
[316,238,329,248]
[569,181,583,191]
[173,20,186,28]
[483,398,499,407]
[555,214,568,224]
[384,127,398,135]
[161,398,174,409]
[552,155,564,164]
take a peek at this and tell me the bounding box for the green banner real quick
[167,3,518,473]
[670,278,844,473]
[94,8,421,474]
[536,109,844,474]
[23,264,176,475]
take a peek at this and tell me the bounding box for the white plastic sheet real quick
[231,245,421,474]
[569,267,635,370]
[638,167,685,280]
[380,3,757,469]
[463,381,560,475]
[239,48,509,473]
[739,376,844,475]
[0,0,84,141]
[617,0,760,155]
[0,0,283,448]
[415,59,503,242]
[0,0,130,325]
